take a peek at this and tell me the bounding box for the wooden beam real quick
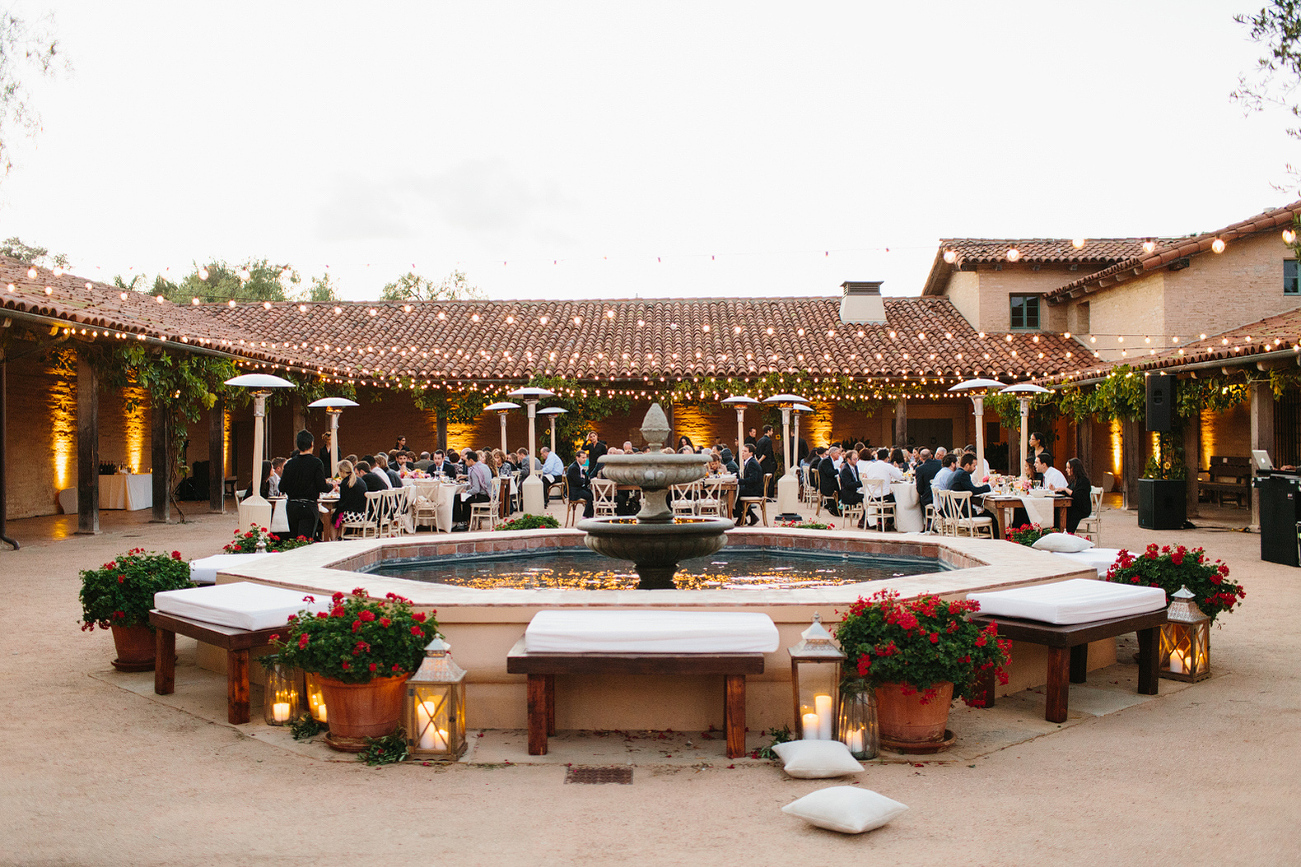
[76,353,99,535]
[150,396,169,523]
[209,397,225,513]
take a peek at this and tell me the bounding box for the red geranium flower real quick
[359,610,376,622]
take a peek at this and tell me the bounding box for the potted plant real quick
[1005,523,1054,547]
[271,588,433,752]
[223,524,315,554]
[834,589,1010,749]
[79,548,194,671]
[1103,543,1245,623]
[1138,433,1186,530]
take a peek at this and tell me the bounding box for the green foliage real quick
[1268,368,1301,398]
[834,589,1011,706]
[272,589,434,684]
[0,236,68,267]
[380,270,484,302]
[776,520,833,530]
[289,713,327,741]
[753,725,793,760]
[1090,366,1146,421]
[526,374,634,459]
[1104,543,1245,623]
[1005,523,1056,546]
[1233,1,1301,139]
[495,514,561,531]
[1175,377,1250,416]
[1054,381,1095,423]
[152,259,300,305]
[358,728,410,766]
[1143,432,1187,480]
[305,273,341,302]
[223,524,315,553]
[79,548,193,630]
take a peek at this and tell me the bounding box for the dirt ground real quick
[0,504,1296,866]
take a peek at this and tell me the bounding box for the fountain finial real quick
[640,403,671,451]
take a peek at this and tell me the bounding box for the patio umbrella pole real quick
[0,360,17,550]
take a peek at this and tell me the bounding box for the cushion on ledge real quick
[782,787,908,834]
[154,582,325,631]
[771,740,864,779]
[189,552,278,586]
[523,610,779,654]
[1031,533,1094,553]
[967,578,1166,625]
[1053,548,1124,578]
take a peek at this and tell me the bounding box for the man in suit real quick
[585,432,608,480]
[356,460,387,492]
[949,453,993,517]
[755,425,776,478]
[414,451,434,471]
[734,444,764,525]
[818,446,842,516]
[914,448,942,509]
[839,448,863,508]
[745,428,757,447]
[567,450,595,518]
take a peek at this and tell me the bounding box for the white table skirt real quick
[889,482,924,532]
[99,473,153,511]
[269,497,290,534]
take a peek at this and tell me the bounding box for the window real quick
[1286,260,1299,295]
[1010,294,1040,330]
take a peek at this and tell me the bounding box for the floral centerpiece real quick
[1104,544,1244,623]
[835,589,1010,746]
[223,524,315,554]
[271,588,435,751]
[79,548,194,670]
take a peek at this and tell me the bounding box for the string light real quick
[1211,238,1226,253]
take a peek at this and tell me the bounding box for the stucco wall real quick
[1162,232,1300,340]
[1083,271,1166,347]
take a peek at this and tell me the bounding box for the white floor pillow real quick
[771,740,863,779]
[782,787,908,834]
[1032,533,1094,553]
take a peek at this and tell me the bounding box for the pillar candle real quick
[1168,652,1183,674]
[317,704,327,723]
[417,700,448,750]
[802,712,820,740]
[846,730,864,754]
[814,694,833,740]
[272,702,290,723]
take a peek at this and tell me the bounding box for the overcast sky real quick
[0,2,1294,301]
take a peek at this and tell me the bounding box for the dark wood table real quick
[969,609,1166,723]
[150,609,283,724]
[980,493,1071,537]
[506,638,763,758]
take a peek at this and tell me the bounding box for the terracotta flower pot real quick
[110,624,156,672]
[874,681,953,745]
[317,674,410,752]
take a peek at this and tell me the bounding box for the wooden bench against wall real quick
[1200,455,1252,507]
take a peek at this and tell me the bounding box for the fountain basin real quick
[578,516,735,589]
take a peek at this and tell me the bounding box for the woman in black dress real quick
[328,459,368,541]
[1063,458,1093,533]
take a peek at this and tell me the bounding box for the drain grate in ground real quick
[565,765,633,785]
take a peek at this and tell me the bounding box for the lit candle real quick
[272,702,290,723]
[417,700,448,750]
[814,694,833,740]
[802,712,820,740]
[846,729,864,754]
[317,704,327,723]
[1168,652,1183,675]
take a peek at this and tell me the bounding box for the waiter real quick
[279,430,335,540]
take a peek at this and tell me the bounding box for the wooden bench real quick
[1200,455,1252,507]
[969,609,1165,723]
[149,609,281,725]
[506,638,764,758]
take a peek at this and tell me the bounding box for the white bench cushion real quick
[1053,548,1123,578]
[524,610,779,654]
[189,553,278,586]
[155,582,325,631]
[967,578,1166,625]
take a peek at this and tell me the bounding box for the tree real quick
[380,269,484,302]
[1234,2,1301,139]
[305,273,340,302]
[0,11,64,176]
[0,237,68,267]
[150,259,300,304]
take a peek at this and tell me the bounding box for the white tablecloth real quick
[269,497,290,534]
[99,473,153,511]
[889,482,924,532]
[412,482,462,532]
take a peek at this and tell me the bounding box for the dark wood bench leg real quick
[974,667,996,708]
[1136,626,1159,696]
[1069,644,1089,684]
[527,674,549,755]
[154,628,176,695]
[544,673,556,736]
[724,675,746,759]
[1045,646,1070,723]
[227,648,250,724]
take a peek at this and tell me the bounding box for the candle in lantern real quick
[845,729,864,754]
[417,700,448,750]
[317,704,327,723]
[814,694,833,740]
[272,702,291,723]
[802,712,820,740]
[1168,652,1184,675]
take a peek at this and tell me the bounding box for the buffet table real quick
[99,473,153,511]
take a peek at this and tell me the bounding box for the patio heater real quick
[948,378,1004,481]
[538,406,567,454]
[763,393,809,523]
[720,395,759,456]
[307,396,359,475]
[482,401,520,457]
[999,383,1051,478]
[793,403,813,499]
[224,372,294,532]
[507,387,556,514]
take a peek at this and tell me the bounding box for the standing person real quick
[394,435,407,452]
[755,425,776,477]
[540,446,565,506]
[585,432,607,480]
[677,435,694,451]
[452,450,492,530]
[915,448,941,509]
[735,444,763,525]
[317,431,332,465]
[1062,458,1093,533]
[1028,432,1045,463]
[566,450,594,519]
[745,427,757,447]
[279,430,335,540]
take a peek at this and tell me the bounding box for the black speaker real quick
[1146,373,1172,433]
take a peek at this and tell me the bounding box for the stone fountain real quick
[578,403,734,589]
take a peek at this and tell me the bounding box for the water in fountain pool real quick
[363,548,948,591]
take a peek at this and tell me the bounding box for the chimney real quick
[839,281,886,324]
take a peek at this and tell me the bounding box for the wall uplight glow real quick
[50,375,76,490]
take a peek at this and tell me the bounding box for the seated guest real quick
[932,453,958,492]
[1037,452,1068,491]
[1063,458,1093,533]
[540,446,565,506]
[414,451,434,471]
[839,449,864,508]
[516,448,535,480]
[720,448,739,474]
[566,451,595,519]
[949,453,993,516]
[734,444,764,525]
[818,446,842,516]
[965,444,990,481]
[356,460,387,493]
[452,450,493,530]
[864,448,904,489]
[374,453,400,488]
[245,460,271,501]
[915,449,941,509]
[326,459,368,541]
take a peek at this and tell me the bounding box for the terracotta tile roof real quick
[920,238,1164,296]
[198,296,1085,384]
[1044,201,1301,302]
[0,256,334,376]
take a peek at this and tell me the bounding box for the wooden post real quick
[1075,416,1094,485]
[76,354,100,535]
[1184,408,1200,519]
[150,396,169,523]
[1122,418,1142,510]
[0,358,15,549]
[893,397,907,447]
[209,398,225,513]
[1250,382,1275,531]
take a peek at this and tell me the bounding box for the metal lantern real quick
[262,661,300,726]
[1160,586,1211,682]
[304,672,328,724]
[405,636,468,761]
[837,681,880,760]
[788,614,846,740]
